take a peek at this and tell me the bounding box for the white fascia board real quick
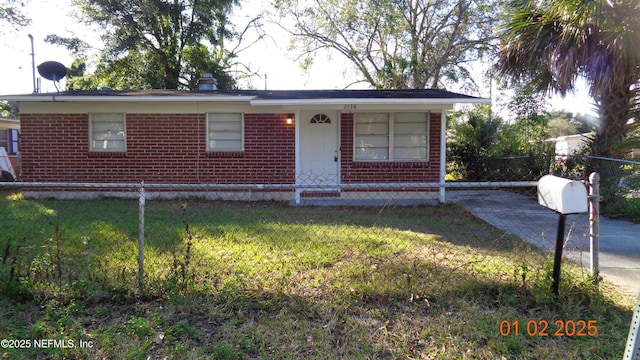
[250,97,491,106]
[1,95,256,102]
[3,94,490,105]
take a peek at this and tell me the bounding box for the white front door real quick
[298,110,339,186]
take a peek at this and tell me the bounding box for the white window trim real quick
[206,113,245,152]
[89,113,127,152]
[353,112,429,162]
[10,129,19,155]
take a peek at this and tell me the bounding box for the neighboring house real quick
[547,133,590,161]
[548,133,640,161]
[0,117,20,179]
[2,82,488,203]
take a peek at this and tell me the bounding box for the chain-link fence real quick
[6,166,637,358]
[0,168,601,298]
[585,155,640,221]
[446,153,587,182]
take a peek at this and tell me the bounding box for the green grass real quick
[0,190,634,359]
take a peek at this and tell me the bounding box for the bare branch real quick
[275,0,500,89]
[230,15,266,55]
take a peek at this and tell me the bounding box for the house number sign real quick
[343,104,357,110]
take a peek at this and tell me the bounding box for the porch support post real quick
[294,110,301,204]
[439,109,447,203]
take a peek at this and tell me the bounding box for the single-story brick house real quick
[2,83,488,203]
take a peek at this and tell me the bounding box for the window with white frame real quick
[89,113,126,152]
[354,112,428,162]
[354,113,390,161]
[207,113,243,151]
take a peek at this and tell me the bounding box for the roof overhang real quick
[0,94,256,103]
[1,89,490,108]
[250,97,490,106]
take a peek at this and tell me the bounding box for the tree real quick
[496,0,640,156]
[0,101,14,118]
[448,105,502,179]
[504,89,549,154]
[69,0,241,90]
[546,110,596,138]
[0,0,29,31]
[547,113,580,139]
[274,0,500,90]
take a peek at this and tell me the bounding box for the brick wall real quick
[19,111,441,186]
[340,112,441,183]
[20,113,295,184]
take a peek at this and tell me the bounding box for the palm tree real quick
[496,0,640,156]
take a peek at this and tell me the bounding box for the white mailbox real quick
[538,175,588,214]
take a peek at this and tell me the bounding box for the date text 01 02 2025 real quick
[499,319,598,337]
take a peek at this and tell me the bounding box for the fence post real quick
[138,181,145,293]
[624,290,640,359]
[588,172,600,282]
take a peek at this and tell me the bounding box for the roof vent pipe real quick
[198,73,218,91]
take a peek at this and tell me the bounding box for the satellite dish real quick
[37,61,67,81]
[37,61,67,93]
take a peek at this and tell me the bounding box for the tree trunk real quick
[594,81,635,156]
[589,75,636,205]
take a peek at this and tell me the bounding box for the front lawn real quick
[0,190,634,359]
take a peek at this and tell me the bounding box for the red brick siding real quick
[20,113,295,184]
[340,112,441,183]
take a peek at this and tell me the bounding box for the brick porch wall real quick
[19,113,295,184]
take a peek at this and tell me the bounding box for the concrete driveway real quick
[448,189,640,296]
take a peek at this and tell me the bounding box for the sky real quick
[0,0,353,93]
[0,0,596,116]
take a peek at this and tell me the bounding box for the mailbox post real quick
[538,175,588,295]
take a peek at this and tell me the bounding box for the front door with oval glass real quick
[298,111,339,186]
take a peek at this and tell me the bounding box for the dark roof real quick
[249,89,479,100]
[33,89,250,97]
[25,88,480,100]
